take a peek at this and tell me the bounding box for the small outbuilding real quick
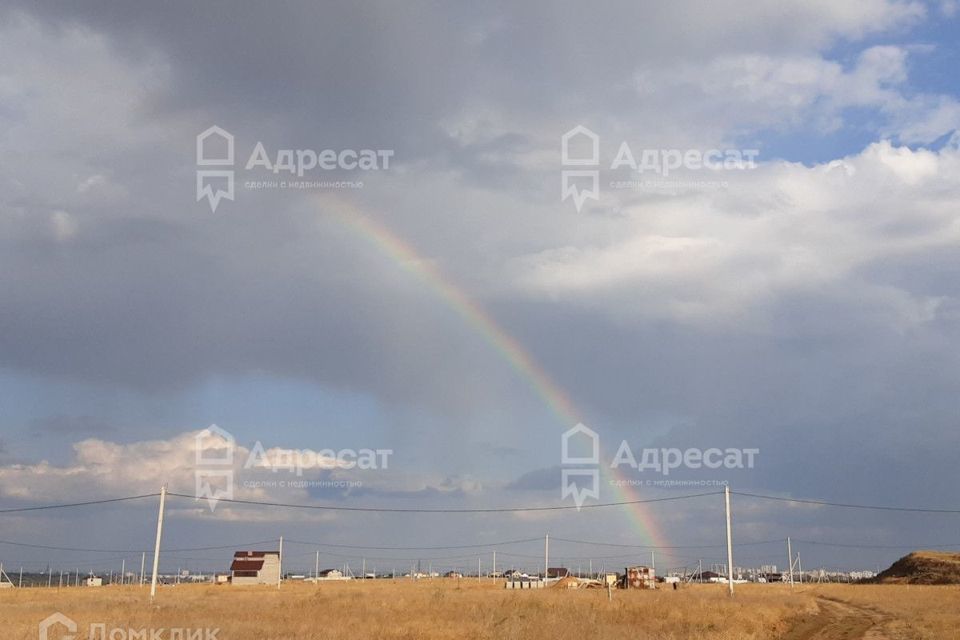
[622,565,656,589]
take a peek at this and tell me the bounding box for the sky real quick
[1,1,959,577]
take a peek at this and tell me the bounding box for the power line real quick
[0,538,278,554]
[165,490,720,513]
[15,488,958,516]
[0,556,139,568]
[164,540,279,552]
[0,489,718,518]
[284,536,542,550]
[284,549,500,563]
[550,536,783,550]
[732,491,960,514]
[495,549,702,562]
[791,539,960,550]
[0,493,160,514]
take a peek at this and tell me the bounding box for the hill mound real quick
[872,551,960,585]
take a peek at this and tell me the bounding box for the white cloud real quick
[513,141,960,327]
[628,45,925,142]
[0,431,196,501]
[0,430,485,521]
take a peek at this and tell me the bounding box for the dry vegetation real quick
[2,580,958,640]
[871,550,960,585]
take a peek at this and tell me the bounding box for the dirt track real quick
[784,596,896,640]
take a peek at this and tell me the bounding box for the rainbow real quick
[319,196,669,550]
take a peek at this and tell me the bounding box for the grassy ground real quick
[2,580,958,639]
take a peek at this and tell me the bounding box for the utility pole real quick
[724,485,734,596]
[120,559,125,586]
[315,551,320,583]
[544,534,549,583]
[18,567,22,588]
[787,537,794,588]
[478,557,481,583]
[140,552,145,587]
[492,551,496,581]
[150,484,167,600]
[278,536,283,589]
[651,551,656,575]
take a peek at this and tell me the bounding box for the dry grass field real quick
[2,580,959,640]
[872,551,960,585]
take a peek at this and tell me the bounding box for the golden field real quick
[2,580,959,640]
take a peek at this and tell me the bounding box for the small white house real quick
[85,577,103,587]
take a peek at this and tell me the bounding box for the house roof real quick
[230,550,279,572]
[233,550,279,558]
[231,558,265,572]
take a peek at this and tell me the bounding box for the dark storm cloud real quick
[0,0,953,435]
[505,465,559,492]
[3,1,923,152]
[0,0,958,568]
[0,198,522,426]
[28,415,117,437]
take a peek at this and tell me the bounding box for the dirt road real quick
[783,596,896,640]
